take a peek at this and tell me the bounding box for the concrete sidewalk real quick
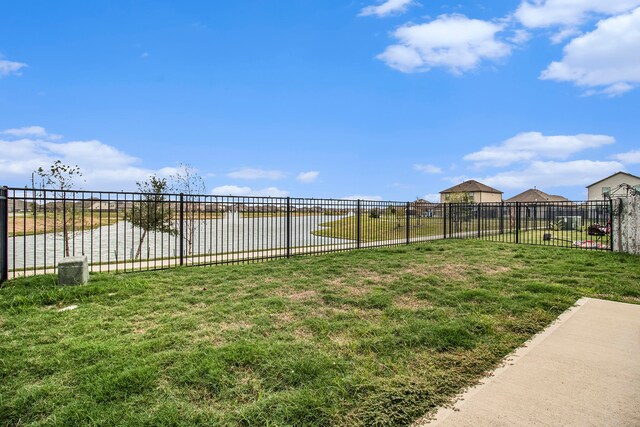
[421,298,640,426]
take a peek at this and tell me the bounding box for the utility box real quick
[58,256,89,286]
[558,216,582,230]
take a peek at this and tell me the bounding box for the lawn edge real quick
[413,297,590,426]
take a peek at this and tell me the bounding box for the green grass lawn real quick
[480,227,611,249]
[1,240,639,426]
[314,215,446,242]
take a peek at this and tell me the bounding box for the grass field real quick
[1,240,639,426]
[7,213,123,237]
[506,228,609,247]
[314,215,445,242]
[480,227,611,249]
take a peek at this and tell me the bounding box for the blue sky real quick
[1,0,639,200]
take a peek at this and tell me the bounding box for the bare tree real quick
[34,161,84,257]
[128,176,177,259]
[169,163,206,256]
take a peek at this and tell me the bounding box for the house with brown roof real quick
[439,180,503,203]
[409,198,442,217]
[505,188,569,203]
[586,171,640,200]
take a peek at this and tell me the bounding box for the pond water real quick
[9,214,352,271]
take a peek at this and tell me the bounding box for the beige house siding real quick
[587,173,640,200]
[476,192,502,203]
[440,191,502,204]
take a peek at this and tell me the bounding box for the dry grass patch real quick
[293,328,314,340]
[419,263,468,281]
[344,285,370,297]
[474,264,514,275]
[288,290,319,301]
[219,320,253,332]
[394,294,432,310]
[353,268,389,284]
[270,312,296,325]
[8,213,122,237]
[329,332,353,347]
[273,287,320,302]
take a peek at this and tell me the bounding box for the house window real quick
[468,192,475,201]
[602,186,611,196]
[444,194,450,201]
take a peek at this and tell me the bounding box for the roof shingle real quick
[440,180,503,194]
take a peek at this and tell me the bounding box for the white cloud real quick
[612,150,640,164]
[540,8,640,95]
[42,140,137,170]
[464,132,615,167]
[478,160,624,190]
[297,171,319,183]
[211,185,289,197]
[414,164,442,174]
[1,126,61,140]
[515,0,640,28]
[342,194,383,201]
[509,29,532,45]
[359,0,415,17]
[550,27,581,44]
[0,127,173,190]
[0,58,27,77]
[227,167,285,180]
[377,14,511,74]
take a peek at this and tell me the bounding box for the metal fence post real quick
[179,193,184,266]
[286,197,291,258]
[609,198,614,252]
[405,202,410,244]
[477,204,481,239]
[515,201,520,244]
[0,186,8,284]
[443,203,447,239]
[356,199,361,249]
[500,201,504,235]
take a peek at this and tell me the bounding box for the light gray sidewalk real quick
[420,297,640,427]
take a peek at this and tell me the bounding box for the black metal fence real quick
[1,187,8,283]
[448,201,613,250]
[0,187,613,282]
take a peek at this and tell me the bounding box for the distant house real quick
[505,188,569,203]
[439,180,503,203]
[87,201,117,212]
[586,171,640,200]
[409,199,441,217]
[8,199,33,213]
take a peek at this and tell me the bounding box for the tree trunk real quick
[64,227,71,257]
[135,229,148,260]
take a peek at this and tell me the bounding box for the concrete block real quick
[58,256,89,286]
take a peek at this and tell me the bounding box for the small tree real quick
[34,161,83,257]
[169,163,206,256]
[447,192,475,232]
[129,176,177,259]
[447,192,473,204]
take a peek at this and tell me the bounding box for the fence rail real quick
[0,186,613,282]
